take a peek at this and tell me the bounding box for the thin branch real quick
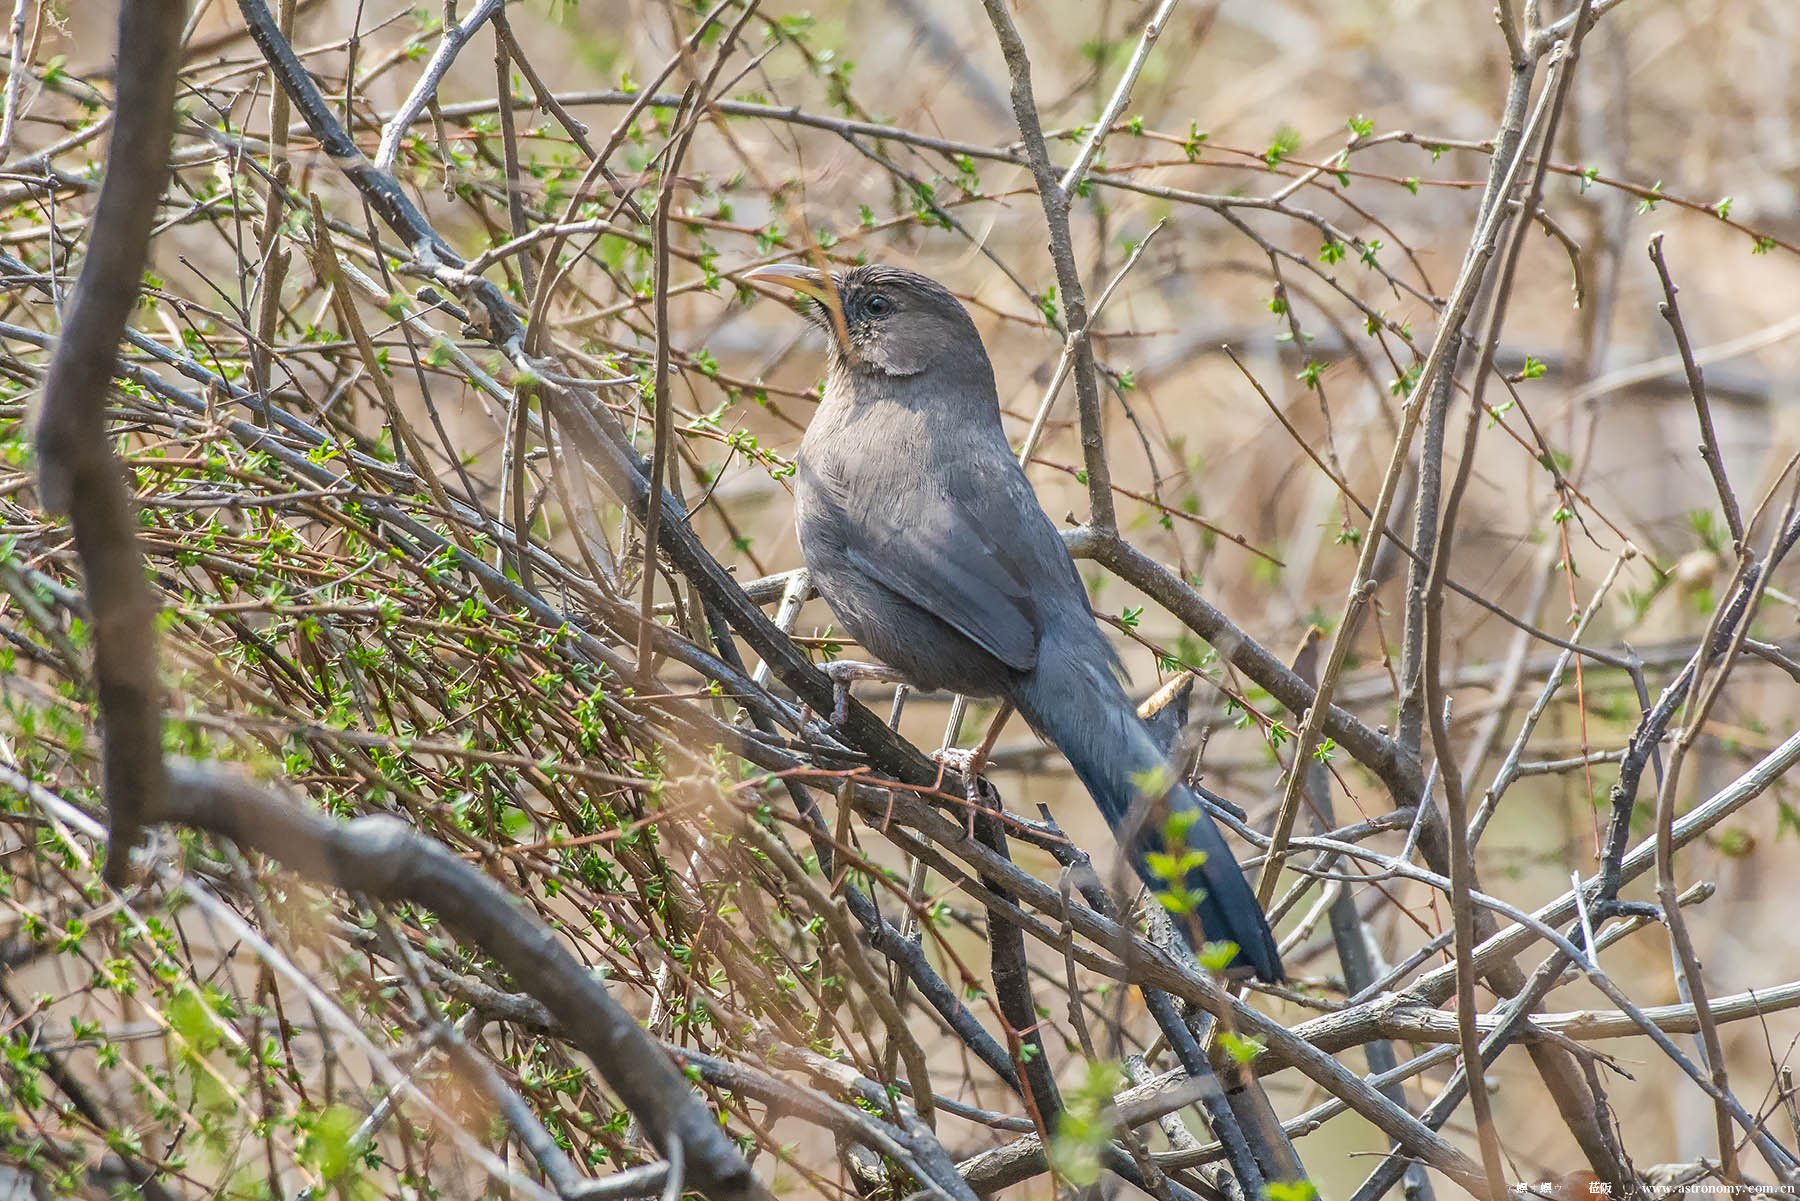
[1257,50,1560,903]
[372,0,505,175]
[1648,232,1745,549]
[154,762,772,1201]
[637,86,700,679]
[980,0,1117,529]
[1057,0,1183,197]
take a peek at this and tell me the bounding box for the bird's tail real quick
[1010,630,1284,982]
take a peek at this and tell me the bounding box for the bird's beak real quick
[744,262,849,348]
[744,262,833,302]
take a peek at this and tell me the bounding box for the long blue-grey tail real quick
[1010,631,1284,983]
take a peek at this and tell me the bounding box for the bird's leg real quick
[929,746,983,839]
[965,700,1013,782]
[932,701,1014,836]
[814,660,908,727]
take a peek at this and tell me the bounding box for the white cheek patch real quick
[850,326,930,378]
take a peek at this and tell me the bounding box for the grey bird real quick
[746,261,1283,983]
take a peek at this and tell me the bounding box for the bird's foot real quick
[930,745,980,781]
[809,660,908,728]
[930,746,990,837]
[932,699,1013,830]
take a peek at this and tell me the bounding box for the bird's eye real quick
[863,293,892,316]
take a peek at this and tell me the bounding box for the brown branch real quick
[155,761,770,1201]
[979,0,1117,529]
[637,85,701,680]
[1648,232,1745,550]
[854,785,1491,1193]
[1256,53,1559,905]
[29,0,185,884]
[1065,525,1420,799]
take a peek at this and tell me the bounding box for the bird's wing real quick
[832,463,1052,673]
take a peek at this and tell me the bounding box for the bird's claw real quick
[931,747,990,836]
[811,660,904,730]
[931,746,979,777]
[815,660,861,728]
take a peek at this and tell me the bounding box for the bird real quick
[744,260,1284,983]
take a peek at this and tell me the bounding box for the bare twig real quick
[1258,47,1561,904]
[157,763,772,1201]
[637,86,700,680]
[980,0,1117,529]
[1648,232,1745,548]
[372,0,505,174]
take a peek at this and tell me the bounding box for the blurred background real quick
[11,0,1800,1195]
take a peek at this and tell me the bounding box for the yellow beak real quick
[743,261,848,346]
[744,261,832,300]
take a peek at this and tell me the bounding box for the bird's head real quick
[744,262,988,381]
